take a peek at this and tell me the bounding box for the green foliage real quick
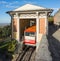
[0,42,8,48]
[0,28,3,38]
[2,25,11,37]
[8,39,17,53]
[48,16,54,25]
[48,16,54,22]
[0,38,17,54]
[0,24,11,38]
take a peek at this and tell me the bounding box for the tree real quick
[0,24,11,39]
[48,16,54,25]
[2,25,11,37]
[0,28,3,38]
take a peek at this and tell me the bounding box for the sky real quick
[0,0,60,23]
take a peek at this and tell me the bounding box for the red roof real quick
[24,25,36,32]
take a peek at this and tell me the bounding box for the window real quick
[25,32,35,37]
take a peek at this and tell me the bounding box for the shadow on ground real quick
[0,52,13,61]
[47,24,60,61]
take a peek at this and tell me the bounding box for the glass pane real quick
[25,32,35,37]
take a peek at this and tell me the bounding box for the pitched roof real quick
[14,4,46,11]
[6,4,53,14]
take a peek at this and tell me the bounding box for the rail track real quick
[16,46,35,61]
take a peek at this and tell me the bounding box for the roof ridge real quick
[14,3,46,11]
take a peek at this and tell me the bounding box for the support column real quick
[10,15,13,38]
[45,12,48,35]
[36,12,39,51]
[11,16,13,38]
[16,13,20,42]
[9,14,13,39]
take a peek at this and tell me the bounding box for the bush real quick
[0,38,17,54]
[7,39,18,53]
[48,16,54,25]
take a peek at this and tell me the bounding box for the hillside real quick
[0,23,10,27]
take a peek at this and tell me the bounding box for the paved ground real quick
[47,25,60,61]
[36,35,52,61]
[36,24,60,61]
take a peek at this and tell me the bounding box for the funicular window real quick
[25,32,35,37]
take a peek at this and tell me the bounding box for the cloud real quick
[0,1,19,5]
[0,1,8,4]
[0,1,19,8]
[8,1,19,5]
[0,0,37,9]
[5,5,18,8]
[23,0,37,4]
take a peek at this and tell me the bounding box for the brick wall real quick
[12,18,17,39]
[54,10,60,25]
[39,18,46,34]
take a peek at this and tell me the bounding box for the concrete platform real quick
[47,25,60,61]
[36,35,52,61]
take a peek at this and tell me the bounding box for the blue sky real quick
[0,0,60,23]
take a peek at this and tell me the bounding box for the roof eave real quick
[6,9,53,14]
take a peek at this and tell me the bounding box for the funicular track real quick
[16,46,35,61]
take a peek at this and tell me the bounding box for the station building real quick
[7,4,53,49]
[54,9,60,26]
